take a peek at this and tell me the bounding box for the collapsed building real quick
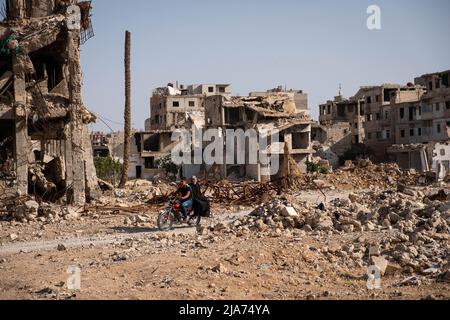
[203,92,313,182]
[317,71,450,178]
[388,70,450,176]
[0,0,98,205]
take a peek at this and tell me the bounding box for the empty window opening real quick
[400,130,405,138]
[292,132,310,149]
[145,157,157,169]
[442,74,449,87]
[29,43,66,93]
[208,87,214,93]
[188,101,195,107]
[226,108,240,124]
[143,134,160,152]
[172,101,180,107]
[384,89,397,102]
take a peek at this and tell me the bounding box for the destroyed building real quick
[204,92,313,181]
[249,86,309,116]
[147,83,231,131]
[388,70,450,175]
[317,71,450,178]
[318,84,425,162]
[0,0,98,205]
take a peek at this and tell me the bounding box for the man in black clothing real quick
[176,178,193,220]
[190,176,210,218]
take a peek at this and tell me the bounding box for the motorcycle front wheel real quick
[157,209,174,231]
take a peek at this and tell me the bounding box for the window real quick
[376,95,380,103]
[435,79,440,89]
[376,113,381,120]
[418,128,422,136]
[436,103,440,112]
[400,108,405,119]
[367,133,372,140]
[144,157,156,169]
[400,130,405,138]
[354,123,358,129]
[446,101,450,110]
[437,124,441,134]
[208,86,214,93]
[172,101,180,107]
[447,122,450,127]
[443,74,449,87]
[218,87,225,93]
[367,96,372,104]
[429,82,433,91]
[189,101,195,107]
[418,106,422,116]
[386,130,391,139]
[441,149,446,156]
[385,111,389,119]
[410,129,415,137]
[376,132,382,140]
[327,105,331,114]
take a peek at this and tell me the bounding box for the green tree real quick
[156,155,179,177]
[94,156,123,186]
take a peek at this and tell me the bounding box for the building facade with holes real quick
[0,0,98,204]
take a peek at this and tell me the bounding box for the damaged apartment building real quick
[0,0,98,205]
[203,89,313,182]
[127,83,231,179]
[317,70,450,178]
[388,70,450,178]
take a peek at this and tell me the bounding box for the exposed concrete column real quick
[66,30,86,205]
[12,55,29,196]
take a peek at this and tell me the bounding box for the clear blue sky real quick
[76,0,450,131]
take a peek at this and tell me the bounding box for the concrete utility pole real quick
[119,31,131,188]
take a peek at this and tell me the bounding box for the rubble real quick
[212,186,449,276]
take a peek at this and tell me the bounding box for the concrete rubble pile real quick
[212,188,449,279]
[291,162,422,191]
[1,194,81,224]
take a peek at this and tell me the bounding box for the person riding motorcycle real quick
[175,177,193,221]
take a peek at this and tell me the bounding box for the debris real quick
[212,263,228,274]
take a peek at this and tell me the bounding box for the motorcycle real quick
[157,199,201,231]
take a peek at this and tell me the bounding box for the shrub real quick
[94,156,122,185]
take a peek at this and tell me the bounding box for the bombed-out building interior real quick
[0,0,98,205]
[203,93,313,182]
